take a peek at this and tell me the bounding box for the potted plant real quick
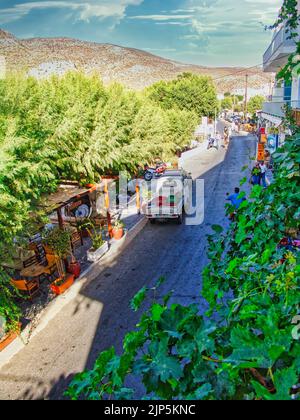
[43,227,75,296]
[79,176,98,190]
[0,270,22,352]
[76,218,91,238]
[83,221,109,262]
[67,254,81,279]
[50,274,75,296]
[85,183,97,191]
[0,320,21,352]
[112,220,125,240]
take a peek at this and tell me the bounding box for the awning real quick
[260,112,283,127]
[38,183,97,214]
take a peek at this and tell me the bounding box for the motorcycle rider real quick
[215,132,221,149]
[207,134,215,149]
[224,126,230,146]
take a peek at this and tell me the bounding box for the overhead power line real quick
[211,53,292,82]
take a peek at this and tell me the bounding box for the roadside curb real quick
[0,215,148,369]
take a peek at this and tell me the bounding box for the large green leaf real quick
[252,367,297,400]
[130,286,148,312]
[186,383,213,400]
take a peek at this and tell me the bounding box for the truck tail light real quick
[169,195,175,207]
[157,196,166,207]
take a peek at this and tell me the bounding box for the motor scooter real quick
[144,162,167,181]
[207,136,215,150]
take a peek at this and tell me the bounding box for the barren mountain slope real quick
[0,29,272,94]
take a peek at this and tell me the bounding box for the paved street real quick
[0,134,256,400]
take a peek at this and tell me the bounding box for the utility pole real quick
[214,108,217,136]
[244,74,249,120]
[269,77,273,98]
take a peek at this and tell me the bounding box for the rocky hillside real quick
[0,29,272,94]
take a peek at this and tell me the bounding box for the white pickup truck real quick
[145,170,192,224]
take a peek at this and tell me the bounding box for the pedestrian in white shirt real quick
[259,162,267,188]
[215,132,221,149]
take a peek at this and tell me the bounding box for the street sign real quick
[257,143,265,161]
[260,134,267,144]
[267,135,277,152]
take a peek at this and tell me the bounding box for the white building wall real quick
[291,75,300,109]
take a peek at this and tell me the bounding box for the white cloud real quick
[127,0,282,38]
[155,22,190,26]
[183,0,282,41]
[0,0,143,25]
[165,0,283,65]
[129,14,192,21]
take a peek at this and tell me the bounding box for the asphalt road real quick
[0,134,256,400]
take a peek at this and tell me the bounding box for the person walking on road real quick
[227,187,245,210]
[226,187,245,220]
[231,121,236,133]
[215,132,221,149]
[259,161,268,188]
[224,126,230,147]
[207,134,215,150]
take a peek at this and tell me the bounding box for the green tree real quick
[233,103,243,113]
[221,97,233,111]
[148,72,218,118]
[247,95,265,114]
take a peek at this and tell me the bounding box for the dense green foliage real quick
[220,93,244,113]
[220,97,233,111]
[0,72,200,333]
[43,227,72,258]
[147,73,218,118]
[0,269,21,335]
[269,0,300,36]
[247,95,265,115]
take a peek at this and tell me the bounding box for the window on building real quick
[284,82,292,102]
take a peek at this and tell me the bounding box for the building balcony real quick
[262,99,300,122]
[262,101,286,118]
[263,25,297,73]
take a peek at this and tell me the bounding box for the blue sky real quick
[0,0,282,66]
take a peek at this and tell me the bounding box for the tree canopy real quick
[147,73,218,118]
[220,96,233,111]
[247,95,265,115]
